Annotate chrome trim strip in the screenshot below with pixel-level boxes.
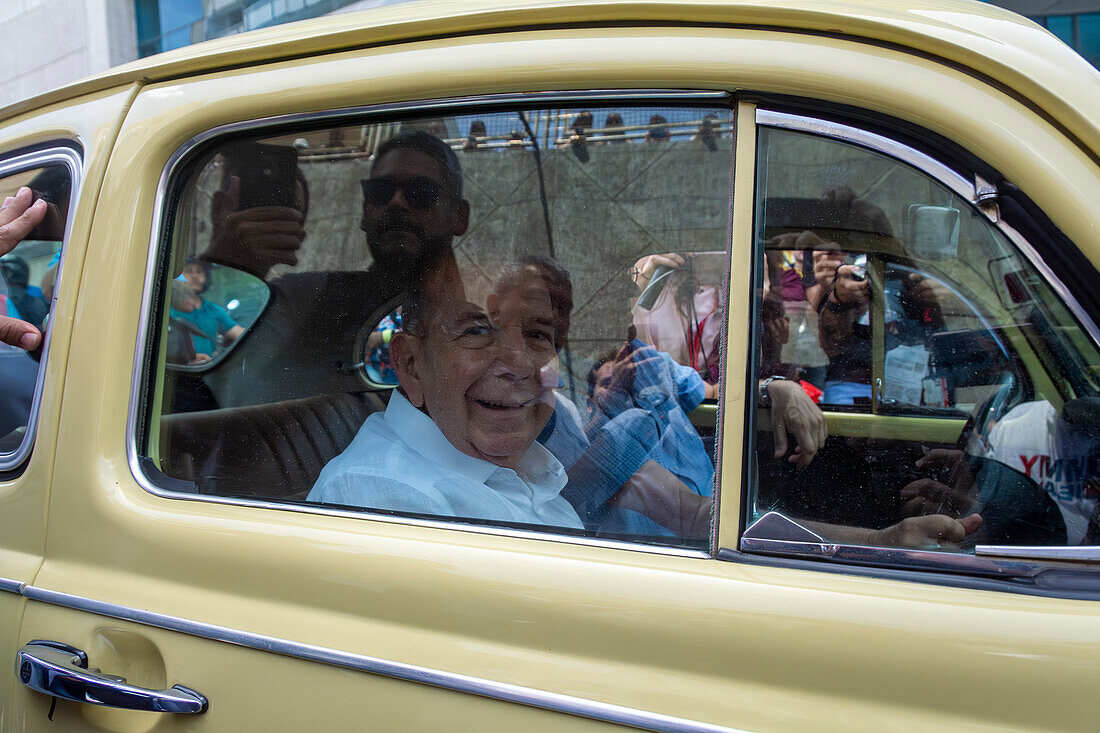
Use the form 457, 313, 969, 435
135, 483, 710, 558
976, 545, 1100, 562
126, 89, 731, 557
755, 109, 974, 201
0, 147, 82, 473
740, 537, 1045, 579
23, 585, 746, 733
0, 576, 25, 595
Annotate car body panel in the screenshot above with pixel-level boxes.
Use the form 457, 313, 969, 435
3, 0, 1098, 159
0, 84, 137, 730
2, 7, 1097, 732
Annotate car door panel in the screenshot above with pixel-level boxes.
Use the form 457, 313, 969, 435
0, 86, 134, 729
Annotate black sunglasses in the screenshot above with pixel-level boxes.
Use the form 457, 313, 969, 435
360, 176, 447, 209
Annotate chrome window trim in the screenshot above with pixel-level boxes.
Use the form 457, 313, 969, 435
131, 481, 711, 559
975, 545, 1100, 562
126, 89, 732, 556
21, 583, 746, 733
0, 147, 82, 473
755, 109, 974, 201
740, 536, 1051, 579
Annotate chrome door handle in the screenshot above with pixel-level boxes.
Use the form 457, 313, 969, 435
16, 640, 207, 714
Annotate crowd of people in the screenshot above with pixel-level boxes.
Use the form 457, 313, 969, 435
459, 111, 726, 155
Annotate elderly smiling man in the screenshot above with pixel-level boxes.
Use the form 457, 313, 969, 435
308, 255, 584, 528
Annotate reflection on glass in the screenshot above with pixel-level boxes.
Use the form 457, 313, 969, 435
0, 163, 70, 461
748, 126, 1100, 555
165, 261, 269, 366
150, 106, 736, 548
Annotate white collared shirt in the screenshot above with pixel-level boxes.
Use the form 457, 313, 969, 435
308, 391, 582, 529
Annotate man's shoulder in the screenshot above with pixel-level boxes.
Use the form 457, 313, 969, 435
308, 410, 416, 494
269, 268, 391, 303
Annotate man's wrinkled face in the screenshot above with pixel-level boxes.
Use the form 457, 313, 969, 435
360, 149, 469, 271
393, 267, 558, 471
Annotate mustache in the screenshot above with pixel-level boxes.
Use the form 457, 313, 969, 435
369, 211, 423, 239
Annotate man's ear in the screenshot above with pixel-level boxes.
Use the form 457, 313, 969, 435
390, 333, 426, 407
451, 198, 470, 237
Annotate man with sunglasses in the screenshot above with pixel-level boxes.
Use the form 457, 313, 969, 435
198, 131, 471, 406
359, 131, 469, 277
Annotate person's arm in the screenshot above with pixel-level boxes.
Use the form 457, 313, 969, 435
612, 460, 713, 537
203, 175, 306, 280
630, 253, 684, 292
223, 324, 245, 345
817, 264, 868, 357
764, 378, 827, 468
0, 188, 48, 350
214, 306, 244, 346
668, 355, 707, 413
562, 408, 661, 525
803, 513, 983, 549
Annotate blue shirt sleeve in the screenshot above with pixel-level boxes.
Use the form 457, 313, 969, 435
669, 356, 706, 414
562, 408, 660, 526
210, 302, 238, 332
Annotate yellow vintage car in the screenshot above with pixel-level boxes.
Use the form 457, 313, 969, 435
0, 0, 1098, 730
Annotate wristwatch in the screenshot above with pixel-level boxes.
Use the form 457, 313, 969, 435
759, 375, 789, 406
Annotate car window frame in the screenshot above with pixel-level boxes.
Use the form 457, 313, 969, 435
0, 145, 81, 474
128, 88, 736, 559
736, 106, 1100, 596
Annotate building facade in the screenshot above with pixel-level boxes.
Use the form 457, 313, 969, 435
0, 0, 1097, 108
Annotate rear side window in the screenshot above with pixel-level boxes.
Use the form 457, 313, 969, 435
744, 118, 1100, 572
0, 152, 76, 471
140, 101, 735, 549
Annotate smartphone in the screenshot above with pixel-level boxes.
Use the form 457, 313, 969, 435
221, 141, 299, 210
847, 253, 868, 281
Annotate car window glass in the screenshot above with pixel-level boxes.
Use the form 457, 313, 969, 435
144, 105, 734, 548
0, 162, 72, 466
747, 124, 1099, 555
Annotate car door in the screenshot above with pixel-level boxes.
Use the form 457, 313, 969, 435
11, 31, 756, 733
11, 14, 1100, 733
0, 86, 134, 728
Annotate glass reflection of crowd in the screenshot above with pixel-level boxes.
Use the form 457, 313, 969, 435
455, 110, 731, 156
0, 167, 69, 447
756, 186, 1099, 548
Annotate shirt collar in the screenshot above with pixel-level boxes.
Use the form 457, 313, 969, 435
385, 390, 565, 487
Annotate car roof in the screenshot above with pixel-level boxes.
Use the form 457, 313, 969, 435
5, 0, 1099, 157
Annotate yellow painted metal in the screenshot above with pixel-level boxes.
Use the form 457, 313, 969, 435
828, 412, 965, 444
0, 84, 137, 729
3, 0, 1098, 163
717, 100, 758, 554
754, 410, 965, 445
11, 18, 1100, 733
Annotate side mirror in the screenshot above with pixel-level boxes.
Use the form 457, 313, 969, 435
166, 263, 270, 370
907, 205, 960, 260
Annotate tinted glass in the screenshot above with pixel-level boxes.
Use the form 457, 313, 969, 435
747, 125, 1100, 553
0, 163, 71, 464
146, 105, 734, 548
